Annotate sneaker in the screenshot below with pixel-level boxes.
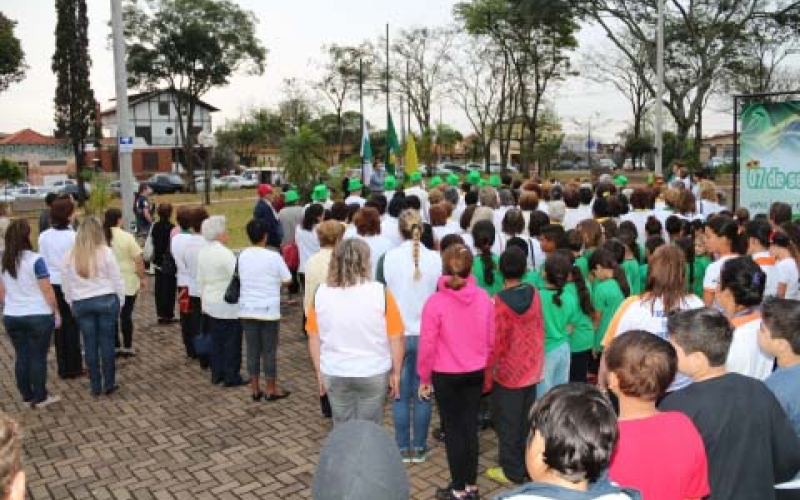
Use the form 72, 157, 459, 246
400, 448, 413, 463
411, 447, 428, 463
32, 394, 61, 409
486, 466, 511, 484
435, 487, 470, 500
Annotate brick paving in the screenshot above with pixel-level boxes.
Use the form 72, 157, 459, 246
0, 278, 510, 500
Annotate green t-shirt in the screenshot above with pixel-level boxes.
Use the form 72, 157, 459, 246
622, 258, 642, 295
591, 278, 626, 351
639, 263, 648, 293
539, 285, 591, 353
690, 255, 711, 297
575, 249, 595, 282
473, 253, 503, 296
565, 282, 595, 353
522, 269, 546, 290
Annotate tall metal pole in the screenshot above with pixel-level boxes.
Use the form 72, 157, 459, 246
385, 23, 390, 169
110, 0, 135, 231
359, 58, 365, 181
655, 0, 665, 176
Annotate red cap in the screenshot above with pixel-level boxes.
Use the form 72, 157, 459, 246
257, 184, 273, 196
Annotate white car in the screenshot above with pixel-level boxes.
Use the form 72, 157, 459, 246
194, 176, 225, 190
14, 187, 49, 199
50, 179, 92, 195
219, 175, 247, 189
108, 180, 140, 197
0, 193, 16, 203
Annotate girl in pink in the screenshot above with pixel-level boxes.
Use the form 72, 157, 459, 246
418, 244, 495, 500
606, 330, 709, 500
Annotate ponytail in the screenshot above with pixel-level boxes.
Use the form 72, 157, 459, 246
614, 266, 631, 298
480, 244, 495, 286
412, 224, 422, 281
571, 265, 594, 316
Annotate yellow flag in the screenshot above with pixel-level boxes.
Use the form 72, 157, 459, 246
405, 134, 419, 175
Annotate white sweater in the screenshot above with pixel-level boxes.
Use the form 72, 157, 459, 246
61, 246, 125, 304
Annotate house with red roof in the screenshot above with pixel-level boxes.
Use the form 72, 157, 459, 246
0, 129, 74, 185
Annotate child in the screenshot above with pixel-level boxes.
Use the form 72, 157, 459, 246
606, 331, 709, 500
472, 219, 503, 297
745, 218, 779, 298
759, 298, 800, 437
639, 235, 665, 294
770, 230, 800, 300
692, 233, 711, 298
703, 215, 744, 307
660, 308, 800, 500
576, 219, 603, 275
589, 249, 629, 362
538, 251, 588, 395
0, 412, 24, 500
566, 257, 596, 384
486, 247, 545, 485
494, 384, 641, 500
540, 224, 567, 257
618, 231, 642, 295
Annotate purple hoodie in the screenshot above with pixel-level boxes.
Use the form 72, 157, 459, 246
417, 275, 495, 385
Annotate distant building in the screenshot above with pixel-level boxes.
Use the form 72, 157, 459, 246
89, 89, 219, 176
700, 132, 738, 164
0, 129, 74, 185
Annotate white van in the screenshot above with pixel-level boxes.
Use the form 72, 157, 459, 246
242, 167, 283, 185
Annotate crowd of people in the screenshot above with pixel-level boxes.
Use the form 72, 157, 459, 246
1, 164, 800, 500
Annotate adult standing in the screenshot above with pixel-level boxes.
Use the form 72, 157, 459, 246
151, 203, 177, 323
253, 184, 283, 248
171, 207, 195, 358
296, 204, 323, 297
353, 207, 393, 279
1, 219, 61, 408
278, 189, 304, 302
238, 218, 292, 401
104, 209, 146, 358
176, 207, 210, 367
418, 244, 495, 500
380, 209, 442, 463
196, 216, 246, 387
38, 197, 82, 379
134, 184, 153, 238
368, 160, 387, 196
38, 193, 58, 235
344, 178, 367, 207
306, 238, 405, 425
62, 217, 125, 396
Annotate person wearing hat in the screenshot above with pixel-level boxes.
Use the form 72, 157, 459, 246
489, 174, 502, 188
447, 172, 460, 188
613, 174, 628, 189
254, 184, 283, 249
368, 160, 387, 196
405, 171, 430, 222
384, 175, 398, 202
429, 175, 444, 189
309, 184, 333, 210
344, 178, 366, 207
467, 169, 481, 186
278, 189, 304, 302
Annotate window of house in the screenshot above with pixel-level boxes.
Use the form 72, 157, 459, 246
135, 126, 152, 146
158, 102, 170, 116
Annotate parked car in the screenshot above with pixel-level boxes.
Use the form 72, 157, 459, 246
194, 175, 225, 190
14, 187, 49, 200
50, 179, 92, 195
433, 163, 467, 175
146, 174, 185, 194
219, 175, 246, 189
464, 162, 483, 172
488, 163, 519, 174
108, 180, 140, 198
598, 158, 617, 169
706, 157, 731, 170
0, 192, 16, 203
60, 184, 91, 202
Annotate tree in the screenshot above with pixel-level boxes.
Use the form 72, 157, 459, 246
0, 158, 23, 195
278, 78, 315, 131
456, 0, 580, 175
124, 0, 267, 183
52, 0, 95, 203
281, 126, 327, 187
0, 12, 26, 93
434, 123, 463, 159
315, 43, 373, 162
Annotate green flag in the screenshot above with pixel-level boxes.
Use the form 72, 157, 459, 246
385, 111, 400, 175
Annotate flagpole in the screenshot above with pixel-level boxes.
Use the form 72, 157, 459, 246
385, 23, 390, 168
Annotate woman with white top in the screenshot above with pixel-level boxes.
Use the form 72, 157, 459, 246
353, 207, 393, 279
717, 256, 774, 380
62, 217, 125, 396
306, 238, 405, 426
380, 209, 442, 462
238, 218, 292, 401
196, 216, 246, 387
176, 207, 210, 367
170, 207, 195, 359
771, 230, 800, 300
296, 203, 323, 293
703, 215, 744, 307
38, 197, 82, 379
1, 219, 61, 408
744, 218, 779, 299
599, 245, 704, 393
103, 208, 146, 357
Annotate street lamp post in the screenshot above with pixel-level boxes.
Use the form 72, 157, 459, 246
110, 0, 135, 231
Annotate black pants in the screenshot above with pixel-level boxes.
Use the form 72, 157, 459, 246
288, 270, 300, 296
52, 285, 83, 378
433, 370, 484, 491
569, 350, 592, 383
188, 296, 209, 367
154, 271, 176, 320
298, 272, 307, 331
115, 295, 137, 349
491, 383, 537, 483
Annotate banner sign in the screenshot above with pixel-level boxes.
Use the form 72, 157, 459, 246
740, 101, 800, 216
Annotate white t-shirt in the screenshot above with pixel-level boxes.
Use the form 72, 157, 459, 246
354, 234, 393, 280
775, 257, 800, 300
605, 294, 705, 391
703, 254, 737, 295
432, 225, 459, 245
381, 217, 403, 247
1, 250, 52, 316
296, 227, 320, 273
38, 228, 76, 286
343, 195, 366, 207
380, 241, 441, 336
237, 247, 291, 321
726, 314, 774, 381
171, 232, 192, 287
619, 210, 653, 246
752, 251, 779, 299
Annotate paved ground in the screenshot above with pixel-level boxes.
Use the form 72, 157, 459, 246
0, 278, 509, 500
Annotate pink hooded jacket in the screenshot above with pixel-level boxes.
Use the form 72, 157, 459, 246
417, 275, 495, 385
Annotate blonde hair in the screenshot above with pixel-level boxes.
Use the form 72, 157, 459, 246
73, 217, 107, 279
327, 238, 371, 287
399, 209, 423, 280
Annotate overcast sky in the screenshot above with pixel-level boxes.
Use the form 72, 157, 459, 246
0, 0, 737, 143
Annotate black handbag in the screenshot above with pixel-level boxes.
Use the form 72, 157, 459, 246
223, 256, 240, 304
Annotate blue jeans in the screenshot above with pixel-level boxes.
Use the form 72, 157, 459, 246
392, 336, 431, 450
73, 294, 120, 395
207, 317, 243, 385
539, 342, 570, 396
4, 314, 54, 403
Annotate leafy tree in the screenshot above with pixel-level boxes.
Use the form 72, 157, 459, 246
456, 0, 580, 175
278, 78, 315, 131
281, 126, 327, 187
0, 12, 26, 93
434, 123, 463, 159
52, 0, 95, 203
0, 158, 23, 192
124, 0, 267, 183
